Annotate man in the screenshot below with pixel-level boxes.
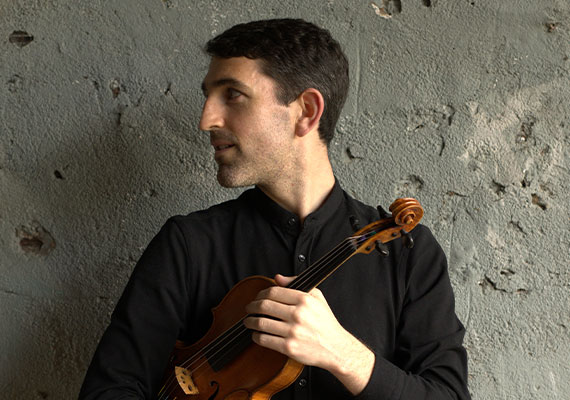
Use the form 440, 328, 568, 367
80, 19, 470, 399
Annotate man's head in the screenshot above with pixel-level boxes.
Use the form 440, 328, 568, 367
205, 18, 349, 145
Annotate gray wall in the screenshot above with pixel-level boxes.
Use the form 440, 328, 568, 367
1, 1, 569, 399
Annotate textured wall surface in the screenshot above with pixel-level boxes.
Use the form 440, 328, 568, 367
1, 1, 569, 399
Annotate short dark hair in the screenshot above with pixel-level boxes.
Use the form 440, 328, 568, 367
205, 18, 349, 145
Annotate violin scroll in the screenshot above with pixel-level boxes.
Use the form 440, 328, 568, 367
389, 198, 423, 229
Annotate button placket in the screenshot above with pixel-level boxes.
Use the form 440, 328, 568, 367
294, 368, 311, 399
293, 231, 310, 274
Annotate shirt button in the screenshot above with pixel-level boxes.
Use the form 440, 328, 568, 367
288, 217, 296, 226
298, 254, 306, 262
298, 378, 307, 388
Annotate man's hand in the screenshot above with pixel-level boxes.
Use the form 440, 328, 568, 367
243, 274, 375, 395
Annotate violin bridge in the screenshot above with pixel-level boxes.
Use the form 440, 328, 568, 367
175, 366, 199, 395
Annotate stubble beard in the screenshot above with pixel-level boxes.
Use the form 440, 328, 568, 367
215, 154, 258, 188
215, 150, 287, 189
216, 164, 252, 188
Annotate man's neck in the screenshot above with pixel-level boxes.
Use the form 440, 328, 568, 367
257, 155, 335, 224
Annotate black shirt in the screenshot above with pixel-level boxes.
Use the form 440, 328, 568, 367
79, 181, 470, 399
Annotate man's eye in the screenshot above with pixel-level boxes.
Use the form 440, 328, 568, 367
227, 89, 242, 100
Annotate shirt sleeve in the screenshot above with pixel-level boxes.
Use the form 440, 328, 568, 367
355, 225, 470, 400
79, 218, 190, 400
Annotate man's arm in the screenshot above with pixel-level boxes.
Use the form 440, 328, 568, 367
79, 219, 190, 399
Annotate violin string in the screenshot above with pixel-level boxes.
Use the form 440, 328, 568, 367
288, 234, 371, 291
159, 232, 375, 398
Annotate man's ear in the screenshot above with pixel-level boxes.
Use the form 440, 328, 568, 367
295, 88, 324, 138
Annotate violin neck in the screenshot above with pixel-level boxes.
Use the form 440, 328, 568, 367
286, 237, 357, 293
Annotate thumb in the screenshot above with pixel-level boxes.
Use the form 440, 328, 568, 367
274, 273, 296, 287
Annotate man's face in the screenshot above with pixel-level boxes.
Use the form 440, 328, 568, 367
200, 57, 297, 188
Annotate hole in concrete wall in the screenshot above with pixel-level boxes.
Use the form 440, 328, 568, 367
20, 237, 44, 252
422, 0, 432, 6
143, 188, 158, 198
531, 194, 547, 210
545, 22, 559, 33
9, 30, 34, 47
346, 147, 364, 160
16, 223, 56, 256
371, 0, 401, 19
164, 82, 172, 95
162, 0, 177, 8
8, 74, 23, 92
508, 220, 525, 234
395, 175, 424, 197
438, 135, 446, 156
54, 170, 64, 179
37, 391, 49, 399
110, 79, 121, 98
516, 117, 536, 145
491, 180, 506, 196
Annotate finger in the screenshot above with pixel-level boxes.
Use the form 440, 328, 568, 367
251, 331, 295, 358
243, 315, 290, 337
245, 297, 295, 321
308, 287, 326, 301
255, 285, 305, 305
274, 274, 296, 287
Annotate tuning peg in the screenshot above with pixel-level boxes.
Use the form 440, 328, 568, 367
377, 205, 391, 219
401, 229, 414, 248
349, 215, 360, 231
375, 240, 389, 256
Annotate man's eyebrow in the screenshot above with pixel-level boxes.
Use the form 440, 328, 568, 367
201, 78, 249, 95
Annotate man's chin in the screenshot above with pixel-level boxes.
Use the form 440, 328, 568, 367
216, 169, 251, 188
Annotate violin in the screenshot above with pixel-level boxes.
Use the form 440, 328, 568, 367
156, 198, 423, 400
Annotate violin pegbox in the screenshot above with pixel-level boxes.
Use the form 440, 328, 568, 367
351, 198, 423, 255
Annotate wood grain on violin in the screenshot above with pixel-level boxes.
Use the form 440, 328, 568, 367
156, 198, 423, 400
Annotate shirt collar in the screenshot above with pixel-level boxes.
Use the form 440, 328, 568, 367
244, 179, 344, 235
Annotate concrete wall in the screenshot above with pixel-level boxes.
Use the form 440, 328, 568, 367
1, 1, 568, 398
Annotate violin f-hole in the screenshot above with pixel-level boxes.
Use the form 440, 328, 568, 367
208, 380, 220, 400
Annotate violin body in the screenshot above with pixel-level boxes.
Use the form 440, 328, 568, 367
158, 276, 303, 399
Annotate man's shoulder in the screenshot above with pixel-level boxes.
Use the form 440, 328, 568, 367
341, 191, 382, 225
167, 188, 256, 231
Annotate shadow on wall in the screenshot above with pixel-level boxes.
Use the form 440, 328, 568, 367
4, 86, 206, 398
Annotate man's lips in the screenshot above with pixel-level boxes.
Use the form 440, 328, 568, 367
210, 134, 236, 155
212, 142, 236, 159
214, 144, 234, 151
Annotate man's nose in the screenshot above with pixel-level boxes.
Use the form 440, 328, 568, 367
199, 98, 223, 132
